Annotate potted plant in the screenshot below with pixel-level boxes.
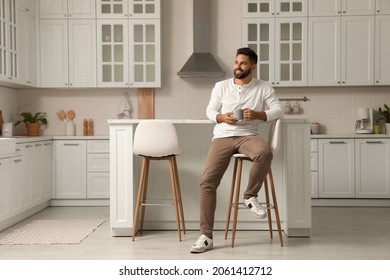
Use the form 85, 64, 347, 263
378, 104, 390, 134
15, 112, 48, 136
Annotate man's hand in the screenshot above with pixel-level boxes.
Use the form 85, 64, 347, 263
243, 108, 267, 121
216, 112, 239, 125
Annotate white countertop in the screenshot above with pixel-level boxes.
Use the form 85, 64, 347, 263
311, 133, 390, 139
107, 118, 309, 124
3, 135, 109, 143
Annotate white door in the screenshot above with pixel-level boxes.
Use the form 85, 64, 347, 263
308, 0, 341, 16
319, 139, 355, 198
0, 158, 10, 220
55, 141, 87, 199
39, 19, 69, 87
341, 15, 374, 85
375, 15, 390, 85
96, 0, 128, 18
68, 0, 96, 18
9, 156, 23, 216
68, 19, 97, 87
97, 20, 129, 87
342, 0, 375, 15
376, 0, 390, 14
42, 141, 52, 201
355, 139, 390, 198
308, 16, 341, 86
39, 0, 67, 19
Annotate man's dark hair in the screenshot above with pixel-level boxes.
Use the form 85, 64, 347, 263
236, 47, 258, 65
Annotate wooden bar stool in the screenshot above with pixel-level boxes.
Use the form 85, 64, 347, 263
132, 120, 186, 241
225, 119, 284, 247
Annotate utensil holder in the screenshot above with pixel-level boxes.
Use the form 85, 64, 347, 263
65, 121, 75, 136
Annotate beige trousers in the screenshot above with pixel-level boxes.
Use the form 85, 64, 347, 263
199, 136, 273, 238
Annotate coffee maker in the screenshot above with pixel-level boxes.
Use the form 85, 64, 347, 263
355, 108, 373, 134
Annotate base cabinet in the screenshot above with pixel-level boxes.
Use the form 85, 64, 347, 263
355, 139, 390, 198
313, 137, 390, 198
54, 139, 109, 200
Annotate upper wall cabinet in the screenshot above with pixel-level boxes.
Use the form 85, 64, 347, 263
243, 1, 308, 86
308, 0, 376, 16
0, 0, 18, 83
96, 0, 160, 18
376, 0, 390, 14
243, 0, 307, 17
39, 0, 96, 19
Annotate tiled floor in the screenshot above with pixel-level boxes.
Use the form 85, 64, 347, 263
0, 206, 390, 260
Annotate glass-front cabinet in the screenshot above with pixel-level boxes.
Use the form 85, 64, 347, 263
97, 0, 160, 18
0, 0, 18, 82
96, 0, 161, 87
97, 20, 128, 87
243, 16, 307, 86
243, 0, 307, 17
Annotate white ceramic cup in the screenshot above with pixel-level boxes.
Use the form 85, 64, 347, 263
284, 103, 292, 114
2, 122, 13, 137
293, 103, 301, 114
232, 109, 243, 121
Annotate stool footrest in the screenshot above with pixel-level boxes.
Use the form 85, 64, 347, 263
232, 202, 275, 210
141, 199, 178, 206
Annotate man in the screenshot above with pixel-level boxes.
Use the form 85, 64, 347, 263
190, 47, 284, 253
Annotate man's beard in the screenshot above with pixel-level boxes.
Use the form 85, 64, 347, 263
234, 68, 251, 79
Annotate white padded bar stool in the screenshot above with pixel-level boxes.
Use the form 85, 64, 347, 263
225, 119, 284, 247
132, 120, 186, 241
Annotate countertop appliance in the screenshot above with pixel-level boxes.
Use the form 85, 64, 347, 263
355, 108, 373, 134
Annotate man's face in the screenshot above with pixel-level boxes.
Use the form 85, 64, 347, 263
233, 54, 255, 80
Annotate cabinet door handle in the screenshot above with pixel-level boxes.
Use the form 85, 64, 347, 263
366, 141, 382, 144
329, 141, 346, 144
64, 143, 79, 146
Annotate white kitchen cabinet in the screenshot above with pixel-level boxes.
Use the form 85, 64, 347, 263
9, 156, 23, 216
355, 139, 390, 198
17, 7, 36, 86
68, 19, 97, 87
0, 0, 18, 83
0, 158, 10, 221
243, 17, 307, 86
55, 140, 87, 199
40, 18, 97, 87
39, 19, 68, 87
376, 0, 390, 14
308, 15, 374, 86
375, 15, 390, 85
97, 0, 160, 18
39, 0, 95, 19
87, 140, 109, 199
97, 19, 129, 87
54, 139, 109, 200
310, 139, 319, 198
318, 139, 355, 198
129, 19, 161, 87
308, 0, 375, 16
243, 0, 307, 17
17, 0, 36, 16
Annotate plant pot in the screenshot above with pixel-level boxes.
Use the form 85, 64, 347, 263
26, 123, 41, 136
385, 123, 390, 134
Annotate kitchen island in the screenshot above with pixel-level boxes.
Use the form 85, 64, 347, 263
108, 119, 311, 237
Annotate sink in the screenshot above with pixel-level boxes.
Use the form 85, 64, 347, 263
0, 137, 16, 157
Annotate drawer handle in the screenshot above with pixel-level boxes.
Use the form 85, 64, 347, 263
366, 141, 383, 144
64, 143, 79, 146
329, 141, 346, 144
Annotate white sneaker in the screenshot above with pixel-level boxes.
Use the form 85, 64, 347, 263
243, 197, 267, 219
190, 234, 213, 253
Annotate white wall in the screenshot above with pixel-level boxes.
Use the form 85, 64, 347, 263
3, 0, 390, 136
0, 87, 18, 123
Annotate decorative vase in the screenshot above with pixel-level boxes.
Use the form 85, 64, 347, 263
385, 123, 390, 134
374, 124, 381, 134
26, 123, 41, 136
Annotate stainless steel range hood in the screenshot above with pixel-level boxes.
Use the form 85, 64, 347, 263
177, 0, 226, 78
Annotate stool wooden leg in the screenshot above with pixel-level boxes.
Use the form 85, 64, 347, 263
173, 156, 186, 234
140, 158, 150, 234
269, 169, 284, 247
232, 159, 243, 247
132, 157, 147, 241
225, 158, 238, 240
263, 175, 273, 239
169, 157, 182, 241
